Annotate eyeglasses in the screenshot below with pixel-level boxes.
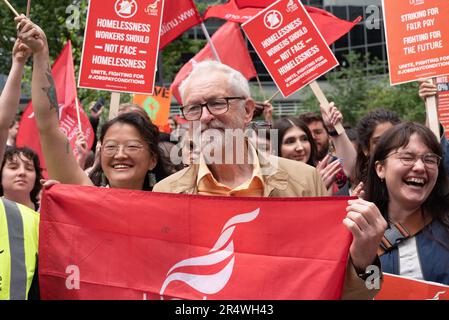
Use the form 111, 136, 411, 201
387, 151, 441, 169
180, 97, 246, 121
101, 141, 146, 157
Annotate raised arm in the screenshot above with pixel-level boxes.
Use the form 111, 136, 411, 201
320, 102, 357, 178
15, 15, 92, 186
0, 39, 31, 161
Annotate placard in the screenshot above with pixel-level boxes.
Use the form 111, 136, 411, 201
241, 0, 338, 97
78, 0, 164, 94
383, 0, 449, 85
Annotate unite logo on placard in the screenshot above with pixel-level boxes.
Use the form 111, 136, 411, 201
145, 0, 160, 16
286, 0, 299, 13
410, 0, 425, 6
264, 10, 283, 30
115, 0, 138, 19
159, 209, 260, 300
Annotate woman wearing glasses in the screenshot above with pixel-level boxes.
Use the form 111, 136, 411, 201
16, 18, 166, 191
364, 122, 449, 284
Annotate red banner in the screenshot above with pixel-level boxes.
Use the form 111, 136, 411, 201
78, 0, 164, 94
159, 0, 202, 50
375, 273, 449, 300
171, 22, 257, 104
242, 0, 339, 97
39, 185, 352, 300
16, 41, 94, 178
234, 0, 273, 9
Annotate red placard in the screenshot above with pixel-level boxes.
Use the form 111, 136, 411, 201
382, 0, 449, 85
375, 273, 449, 300
78, 0, 164, 94
241, 0, 338, 97
437, 76, 449, 139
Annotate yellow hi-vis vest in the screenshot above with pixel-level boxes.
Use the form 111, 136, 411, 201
0, 198, 39, 300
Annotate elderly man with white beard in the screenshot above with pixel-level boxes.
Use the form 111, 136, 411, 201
153, 61, 386, 299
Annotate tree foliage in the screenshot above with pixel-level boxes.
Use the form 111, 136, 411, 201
300, 51, 425, 126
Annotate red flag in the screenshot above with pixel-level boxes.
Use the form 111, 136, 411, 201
16, 41, 94, 178
204, 1, 362, 46
234, 0, 274, 8
170, 22, 257, 104
159, 0, 202, 50
204, 0, 261, 23
39, 185, 352, 300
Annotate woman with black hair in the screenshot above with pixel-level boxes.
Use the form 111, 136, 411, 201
364, 122, 449, 284
16, 19, 167, 191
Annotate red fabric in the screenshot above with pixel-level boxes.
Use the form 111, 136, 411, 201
170, 22, 257, 104
39, 185, 352, 300
204, 0, 261, 23
16, 41, 94, 178
159, 0, 202, 50
234, 0, 273, 8
205, 1, 362, 46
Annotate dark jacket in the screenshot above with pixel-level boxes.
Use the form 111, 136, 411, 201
380, 219, 449, 285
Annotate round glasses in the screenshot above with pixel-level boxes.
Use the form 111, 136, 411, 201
387, 151, 441, 169
180, 97, 246, 121
101, 141, 146, 157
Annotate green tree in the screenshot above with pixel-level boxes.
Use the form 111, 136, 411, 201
300, 51, 425, 126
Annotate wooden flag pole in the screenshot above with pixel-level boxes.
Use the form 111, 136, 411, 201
26, 0, 31, 17
200, 23, 221, 62
425, 78, 440, 142
2, 0, 20, 16
266, 90, 280, 103
109, 92, 121, 120
309, 81, 344, 135
255, 74, 267, 101
75, 98, 83, 133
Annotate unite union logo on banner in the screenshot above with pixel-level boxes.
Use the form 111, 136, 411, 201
159, 209, 260, 300
144, 0, 160, 16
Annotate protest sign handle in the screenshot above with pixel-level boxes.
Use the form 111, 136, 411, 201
2, 0, 20, 17
75, 98, 82, 133
109, 92, 120, 120
26, 0, 31, 17
266, 90, 280, 103
425, 78, 440, 142
309, 81, 344, 135
200, 23, 221, 62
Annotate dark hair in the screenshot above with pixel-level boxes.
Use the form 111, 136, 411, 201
299, 112, 327, 133
273, 117, 318, 166
354, 109, 401, 185
364, 122, 449, 231
89, 112, 168, 190
0, 146, 43, 210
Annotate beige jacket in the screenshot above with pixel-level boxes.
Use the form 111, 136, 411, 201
153, 153, 379, 299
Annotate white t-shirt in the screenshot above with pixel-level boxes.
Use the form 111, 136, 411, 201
398, 236, 424, 280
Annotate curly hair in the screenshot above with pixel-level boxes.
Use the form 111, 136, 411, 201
0, 146, 43, 210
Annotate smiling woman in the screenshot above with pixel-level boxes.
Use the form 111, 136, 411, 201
364, 122, 449, 285
89, 112, 167, 190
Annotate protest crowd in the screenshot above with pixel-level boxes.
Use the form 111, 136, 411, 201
1, 0, 449, 301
